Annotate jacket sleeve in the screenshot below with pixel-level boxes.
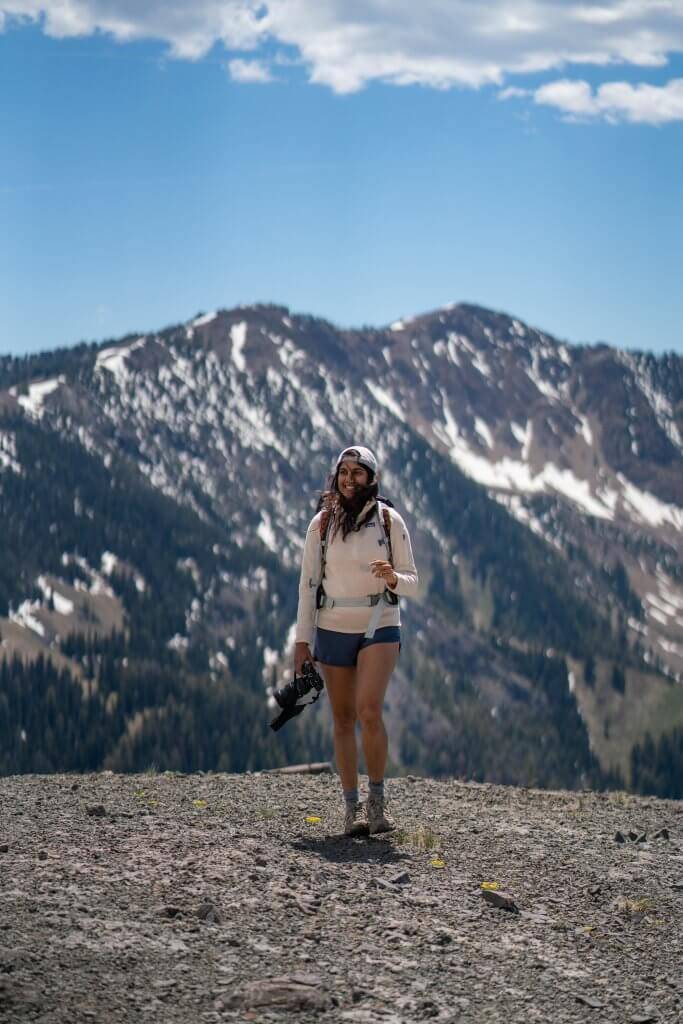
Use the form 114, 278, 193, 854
295, 515, 322, 646
387, 510, 418, 599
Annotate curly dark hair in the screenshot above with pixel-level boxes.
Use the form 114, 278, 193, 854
317, 466, 379, 542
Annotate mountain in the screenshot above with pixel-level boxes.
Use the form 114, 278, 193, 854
1, 302, 682, 793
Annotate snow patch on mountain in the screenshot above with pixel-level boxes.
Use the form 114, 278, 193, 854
192, 311, 218, 328
168, 633, 189, 651
471, 351, 491, 378
526, 350, 561, 401
9, 600, 45, 637
655, 575, 683, 613
0, 431, 21, 473
436, 412, 615, 520
509, 320, 527, 338
366, 381, 405, 422
433, 335, 462, 366
436, 391, 461, 450
658, 638, 683, 657
12, 376, 66, 418
35, 576, 75, 616
96, 338, 146, 382
577, 415, 594, 447
230, 322, 248, 372
474, 417, 493, 449
101, 552, 119, 576
645, 592, 679, 619
617, 474, 683, 532
509, 420, 533, 460
257, 512, 277, 552
99, 552, 146, 591
61, 553, 115, 598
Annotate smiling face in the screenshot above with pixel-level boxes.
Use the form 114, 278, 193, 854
336, 459, 370, 499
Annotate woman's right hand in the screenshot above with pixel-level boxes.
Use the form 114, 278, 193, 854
295, 642, 313, 675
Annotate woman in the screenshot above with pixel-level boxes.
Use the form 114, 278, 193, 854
295, 445, 418, 835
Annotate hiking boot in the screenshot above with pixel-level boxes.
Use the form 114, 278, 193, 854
344, 801, 368, 836
367, 794, 395, 835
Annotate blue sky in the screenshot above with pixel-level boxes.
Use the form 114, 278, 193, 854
1, 3, 682, 356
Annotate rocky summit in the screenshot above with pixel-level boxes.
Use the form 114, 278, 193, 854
1, 769, 681, 1023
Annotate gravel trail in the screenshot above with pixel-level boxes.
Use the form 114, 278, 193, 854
1, 771, 681, 1023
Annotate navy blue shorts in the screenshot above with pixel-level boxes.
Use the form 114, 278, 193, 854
313, 626, 401, 668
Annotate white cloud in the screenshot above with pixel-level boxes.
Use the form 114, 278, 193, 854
535, 75, 683, 122
2, 1, 683, 123
498, 86, 533, 100
0, 1, 266, 58
228, 58, 273, 82
535, 77, 598, 115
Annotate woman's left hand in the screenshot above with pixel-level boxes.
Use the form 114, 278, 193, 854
370, 559, 398, 589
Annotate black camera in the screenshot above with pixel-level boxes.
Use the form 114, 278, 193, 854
270, 661, 325, 732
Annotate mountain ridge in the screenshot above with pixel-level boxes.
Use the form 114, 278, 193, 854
1, 300, 682, 793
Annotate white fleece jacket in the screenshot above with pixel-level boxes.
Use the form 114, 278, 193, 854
295, 504, 418, 644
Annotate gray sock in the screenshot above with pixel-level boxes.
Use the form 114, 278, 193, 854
369, 780, 385, 799
343, 787, 359, 805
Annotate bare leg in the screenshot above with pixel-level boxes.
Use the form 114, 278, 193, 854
320, 664, 358, 791
355, 643, 399, 783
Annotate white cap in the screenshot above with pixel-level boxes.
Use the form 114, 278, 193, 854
335, 446, 378, 475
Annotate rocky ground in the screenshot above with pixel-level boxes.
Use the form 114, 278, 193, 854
0, 769, 681, 1024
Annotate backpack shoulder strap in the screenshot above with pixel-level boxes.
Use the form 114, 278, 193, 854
318, 509, 332, 585
320, 509, 332, 543
379, 503, 393, 565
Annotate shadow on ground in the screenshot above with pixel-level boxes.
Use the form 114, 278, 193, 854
290, 832, 411, 865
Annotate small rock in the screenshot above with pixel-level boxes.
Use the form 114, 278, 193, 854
159, 905, 183, 919
86, 804, 106, 818
196, 901, 222, 924
226, 973, 332, 1012
37, 850, 48, 861
294, 895, 319, 915
575, 993, 603, 1009
416, 997, 440, 1018
0, 844, 8, 854
481, 889, 519, 913
614, 831, 626, 843
265, 762, 332, 775
70, 782, 79, 791
370, 878, 395, 892
389, 871, 410, 886
630, 1014, 658, 1023
652, 828, 669, 840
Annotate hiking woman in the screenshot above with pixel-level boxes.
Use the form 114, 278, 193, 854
295, 446, 418, 835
